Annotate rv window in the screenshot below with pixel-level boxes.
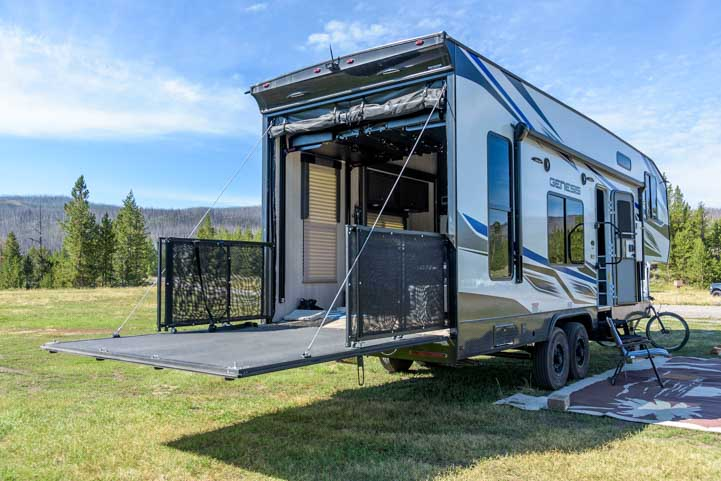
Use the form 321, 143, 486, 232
547, 193, 584, 265
646, 173, 659, 220
616, 152, 632, 171
548, 194, 565, 264
566, 198, 584, 264
487, 132, 513, 280
650, 176, 658, 219
302, 162, 339, 283
644, 173, 652, 219
367, 212, 405, 230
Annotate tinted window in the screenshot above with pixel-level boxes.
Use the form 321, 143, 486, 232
617, 152, 632, 170
487, 133, 512, 280
566, 198, 584, 264
644, 173, 652, 218
644, 173, 658, 220
548, 194, 565, 264
650, 176, 658, 219
488, 210, 511, 280
547, 194, 584, 265
617, 200, 633, 233
488, 134, 512, 211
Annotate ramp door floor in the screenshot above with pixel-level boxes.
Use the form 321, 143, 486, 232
43, 322, 448, 378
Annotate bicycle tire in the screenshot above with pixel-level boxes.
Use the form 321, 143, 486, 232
645, 312, 690, 352
624, 311, 650, 335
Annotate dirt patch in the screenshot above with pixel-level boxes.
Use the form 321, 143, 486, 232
665, 305, 721, 321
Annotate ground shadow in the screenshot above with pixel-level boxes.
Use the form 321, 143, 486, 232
167, 354, 645, 481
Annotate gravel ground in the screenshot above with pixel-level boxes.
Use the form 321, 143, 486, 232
662, 305, 721, 320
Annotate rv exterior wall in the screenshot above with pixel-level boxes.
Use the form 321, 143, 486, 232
450, 41, 659, 357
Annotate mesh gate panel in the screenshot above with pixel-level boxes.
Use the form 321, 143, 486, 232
158, 238, 270, 330
347, 226, 449, 343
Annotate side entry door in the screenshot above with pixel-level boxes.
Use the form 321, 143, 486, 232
611, 191, 639, 305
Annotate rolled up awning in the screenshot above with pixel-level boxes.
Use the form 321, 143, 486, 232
269, 87, 445, 138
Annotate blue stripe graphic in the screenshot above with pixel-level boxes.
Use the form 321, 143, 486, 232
462, 213, 488, 236
469, 54, 535, 130
505, 74, 562, 142
462, 213, 597, 285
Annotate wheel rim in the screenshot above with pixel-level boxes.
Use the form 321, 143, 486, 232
575, 339, 586, 367
553, 343, 565, 374
647, 315, 687, 350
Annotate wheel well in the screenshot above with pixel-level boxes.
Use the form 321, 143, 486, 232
549, 312, 593, 338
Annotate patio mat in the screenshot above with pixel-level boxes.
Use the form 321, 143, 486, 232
496, 357, 721, 433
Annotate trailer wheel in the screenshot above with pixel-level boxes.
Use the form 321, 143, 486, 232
562, 322, 590, 380
379, 357, 413, 373
532, 327, 570, 390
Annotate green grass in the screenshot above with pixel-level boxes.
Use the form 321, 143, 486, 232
1, 288, 721, 480
651, 281, 721, 306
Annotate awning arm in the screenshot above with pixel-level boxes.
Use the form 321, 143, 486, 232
518, 124, 643, 188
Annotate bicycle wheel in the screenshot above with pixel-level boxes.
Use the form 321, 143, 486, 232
645, 312, 690, 352
624, 311, 650, 335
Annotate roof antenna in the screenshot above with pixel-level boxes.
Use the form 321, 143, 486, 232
327, 44, 340, 72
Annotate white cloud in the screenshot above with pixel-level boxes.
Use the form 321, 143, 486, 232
306, 20, 395, 53
0, 24, 258, 139
245, 3, 267, 13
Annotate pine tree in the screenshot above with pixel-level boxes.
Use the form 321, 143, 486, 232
113, 191, 152, 286
706, 220, 721, 282
60, 176, 98, 287
97, 213, 116, 286
27, 246, 54, 288
0, 232, 25, 289
196, 216, 215, 239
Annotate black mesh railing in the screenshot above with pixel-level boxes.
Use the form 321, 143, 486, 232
158, 238, 271, 331
346, 226, 449, 344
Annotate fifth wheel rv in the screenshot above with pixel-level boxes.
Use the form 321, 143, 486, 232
45, 32, 670, 390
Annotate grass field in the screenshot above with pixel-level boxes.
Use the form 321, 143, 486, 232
650, 282, 721, 306
1, 288, 721, 481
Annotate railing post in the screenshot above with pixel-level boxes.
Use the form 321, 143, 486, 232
156, 239, 162, 332
225, 243, 231, 323
164, 240, 174, 331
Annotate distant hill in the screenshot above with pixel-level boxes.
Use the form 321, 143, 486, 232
708, 208, 721, 222
0, 195, 261, 252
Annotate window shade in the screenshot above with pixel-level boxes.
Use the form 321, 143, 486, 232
303, 163, 338, 283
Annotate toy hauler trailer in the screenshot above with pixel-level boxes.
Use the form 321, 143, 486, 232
44, 32, 670, 389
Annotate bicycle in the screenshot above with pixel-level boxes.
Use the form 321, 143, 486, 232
597, 297, 690, 352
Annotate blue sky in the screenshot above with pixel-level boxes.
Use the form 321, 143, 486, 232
1, 0, 720, 207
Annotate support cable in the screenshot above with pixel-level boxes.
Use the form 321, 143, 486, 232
302, 83, 446, 358
112, 123, 273, 338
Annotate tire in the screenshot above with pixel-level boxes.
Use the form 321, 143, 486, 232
532, 327, 570, 390
645, 312, 690, 352
712, 290, 721, 297
379, 357, 413, 373
562, 322, 590, 380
